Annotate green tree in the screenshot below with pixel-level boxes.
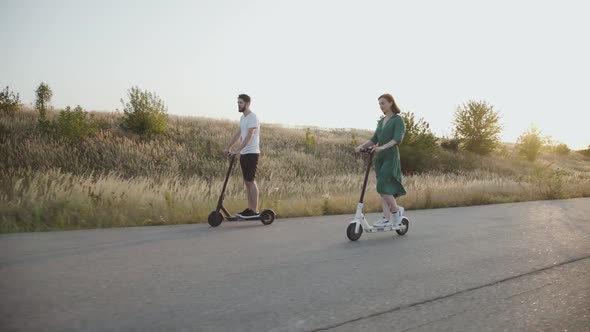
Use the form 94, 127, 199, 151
120, 87, 168, 135
0, 86, 21, 116
55, 105, 98, 142
516, 126, 547, 162
453, 100, 502, 155
399, 112, 437, 173
440, 137, 460, 152
35, 82, 53, 122
553, 143, 570, 156
498, 145, 510, 158
305, 128, 317, 153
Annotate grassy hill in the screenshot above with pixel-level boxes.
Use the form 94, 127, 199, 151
1, 109, 589, 232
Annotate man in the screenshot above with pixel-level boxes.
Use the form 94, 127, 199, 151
224, 94, 260, 218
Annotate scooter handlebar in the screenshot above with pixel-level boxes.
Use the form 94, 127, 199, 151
359, 147, 375, 154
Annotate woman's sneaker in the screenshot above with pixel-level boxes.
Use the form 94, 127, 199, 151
393, 207, 405, 226
373, 217, 391, 227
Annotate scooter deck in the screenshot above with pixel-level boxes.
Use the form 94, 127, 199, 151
225, 215, 263, 222
365, 224, 406, 233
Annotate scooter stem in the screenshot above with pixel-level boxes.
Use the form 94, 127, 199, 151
217, 154, 236, 209
359, 152, 373, 204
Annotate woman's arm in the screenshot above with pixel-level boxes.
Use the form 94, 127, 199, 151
374, 117, 404, 153
355, 139, 376, 152
377, 139, 399, 150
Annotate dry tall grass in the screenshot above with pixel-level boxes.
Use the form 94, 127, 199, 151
1, 110, 589, 232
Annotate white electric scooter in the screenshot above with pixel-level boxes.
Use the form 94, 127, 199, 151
346, 147, 409, 241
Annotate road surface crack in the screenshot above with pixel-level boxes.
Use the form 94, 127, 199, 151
311, 254, 590, 331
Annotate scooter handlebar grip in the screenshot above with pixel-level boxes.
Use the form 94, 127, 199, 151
360, 147, 374, 153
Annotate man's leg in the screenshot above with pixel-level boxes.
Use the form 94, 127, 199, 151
245, 180, 259, 212
237, 156, 251, 216
239, 153, 259, 216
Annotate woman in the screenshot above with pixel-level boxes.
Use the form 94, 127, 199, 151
355, 94, 406, 227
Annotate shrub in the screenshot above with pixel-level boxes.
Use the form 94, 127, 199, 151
120, 87, 168, 135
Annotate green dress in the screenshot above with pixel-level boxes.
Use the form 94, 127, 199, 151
370, 114, 407, 197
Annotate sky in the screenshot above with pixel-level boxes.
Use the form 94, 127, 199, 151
1, 0, 588, 149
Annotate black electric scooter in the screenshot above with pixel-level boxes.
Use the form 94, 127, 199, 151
208, 154, 276, 227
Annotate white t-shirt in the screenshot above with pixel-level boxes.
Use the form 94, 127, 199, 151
239, 111, 260, 154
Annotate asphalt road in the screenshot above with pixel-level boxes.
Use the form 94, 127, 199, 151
1, 198, 589, 332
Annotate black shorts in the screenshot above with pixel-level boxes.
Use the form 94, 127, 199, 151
239, 153, 259, 182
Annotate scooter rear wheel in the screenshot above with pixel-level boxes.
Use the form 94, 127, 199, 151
208, 211, 223, 227
396, 218, 409, 235
259, 209, 276, 225
346, 223, 363, 241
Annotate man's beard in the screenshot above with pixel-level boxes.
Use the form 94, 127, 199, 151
239, 106, 245, 112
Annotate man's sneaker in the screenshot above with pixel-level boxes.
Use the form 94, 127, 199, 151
236, 208, 250, 217
236, 209, 260, 219
373, 217, 391, 227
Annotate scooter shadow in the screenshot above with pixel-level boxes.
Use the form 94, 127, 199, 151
201, 221, 273, 233
338, 232, 410, 249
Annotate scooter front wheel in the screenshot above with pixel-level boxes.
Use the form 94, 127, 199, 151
208, 211, 223, 227
396, 218, 409, 235
260, 209, 276, 225
347, 223, 363, 241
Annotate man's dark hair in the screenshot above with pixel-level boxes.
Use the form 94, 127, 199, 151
238, 94, 251, 103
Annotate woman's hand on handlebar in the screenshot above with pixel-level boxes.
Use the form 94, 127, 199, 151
356, 146, 376, 153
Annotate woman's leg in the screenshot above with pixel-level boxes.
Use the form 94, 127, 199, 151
384, 194, 405, 225
382, 195, 399, 214
381, 195, 396, 220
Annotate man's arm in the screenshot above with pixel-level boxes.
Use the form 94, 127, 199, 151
225, 128, 241, 152
233, 127, 256, 153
